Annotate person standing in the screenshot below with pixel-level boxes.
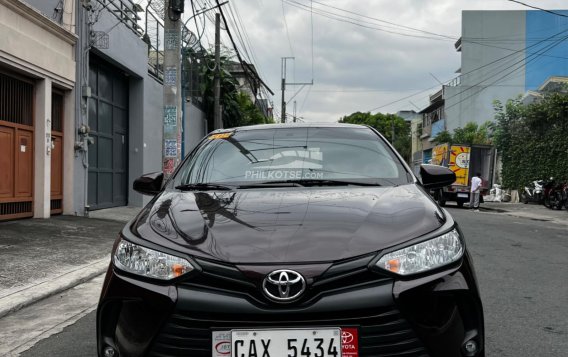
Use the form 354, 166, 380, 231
470, 172, 482, 211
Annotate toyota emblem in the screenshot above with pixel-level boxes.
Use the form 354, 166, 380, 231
262, 269, 306, 302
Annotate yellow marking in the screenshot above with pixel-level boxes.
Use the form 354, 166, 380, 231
208, 132, 233, 140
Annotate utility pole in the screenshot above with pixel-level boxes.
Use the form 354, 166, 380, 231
162, 0, 184, 180
281, 57, 312, 124
293, 100, 297, 123
214, 13, 222, 129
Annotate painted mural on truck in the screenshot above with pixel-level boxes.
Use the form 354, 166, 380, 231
450, 145, 470, 186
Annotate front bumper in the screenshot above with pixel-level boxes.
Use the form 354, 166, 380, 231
97, 251, 484, 357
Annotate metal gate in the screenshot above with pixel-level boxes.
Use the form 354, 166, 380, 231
87, 59, 129, 210
0, 71, 34, 220
50, 91, 64, 214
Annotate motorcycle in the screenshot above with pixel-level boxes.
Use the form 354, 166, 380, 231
521, 179, 544, 204
543, 178, 564, 209
559, 182, 568, 210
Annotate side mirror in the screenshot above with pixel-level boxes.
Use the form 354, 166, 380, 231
133, 172, 164, 196
420, 164, 456, 190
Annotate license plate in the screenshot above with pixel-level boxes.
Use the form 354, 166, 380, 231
212, 328, 350, 357
457, 193, 468, 198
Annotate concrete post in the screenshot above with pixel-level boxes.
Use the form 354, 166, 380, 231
34, 78, 52, 219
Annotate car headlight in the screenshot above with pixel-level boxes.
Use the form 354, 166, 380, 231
113, 238, 194, 280
376, 229, 463, 276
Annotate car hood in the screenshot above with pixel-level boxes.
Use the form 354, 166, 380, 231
133, 185, 444, 264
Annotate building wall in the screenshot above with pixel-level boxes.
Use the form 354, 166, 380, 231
0, 0, 76, 219
445, 11, 526, 132
184, 102, 208, 154
525, 11, 568, 89
73, 2, 162, 213
446, 10, 568, 132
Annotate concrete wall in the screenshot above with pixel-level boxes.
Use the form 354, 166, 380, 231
73, 3, 163, 213
446, 10, 568, 132
184, 103, 208, 155
23, 0, 62, 23
525, 10, 568, 90
0, 0, 76, 218
445, 11, 526, 131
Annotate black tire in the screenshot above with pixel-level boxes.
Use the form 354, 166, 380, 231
544, 194, 551, 208
554, 192, 564, 210
436, 190, 446, 207
520, 191, 529, 204
457, 201, 464, 208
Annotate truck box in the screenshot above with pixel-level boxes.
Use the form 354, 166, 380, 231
430, 143, 494, 207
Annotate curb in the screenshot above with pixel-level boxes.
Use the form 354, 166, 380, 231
0, 257, 110, 319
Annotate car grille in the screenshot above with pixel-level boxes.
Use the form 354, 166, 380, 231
148, 307, 429, 357
147, 256, 429, 356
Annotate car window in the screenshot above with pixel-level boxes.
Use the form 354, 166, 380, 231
175, 127, 410, 186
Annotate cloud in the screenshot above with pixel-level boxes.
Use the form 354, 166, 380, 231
192, 0, 568, 122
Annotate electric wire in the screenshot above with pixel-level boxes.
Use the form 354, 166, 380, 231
281, 0, 295, 56
367, 26, 568, 112
507, 0, 568, 18
444, 31, 568, 112
282, 0, 454, 42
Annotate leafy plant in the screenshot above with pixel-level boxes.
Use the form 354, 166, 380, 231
339, 111, 411, 162
493, 94, 568, 189
432, 121, 493, 145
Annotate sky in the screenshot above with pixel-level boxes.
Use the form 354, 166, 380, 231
181, 0, 568, 122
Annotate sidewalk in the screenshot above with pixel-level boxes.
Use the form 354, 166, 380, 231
0, 207, 138, 319
480, 201, 568, 226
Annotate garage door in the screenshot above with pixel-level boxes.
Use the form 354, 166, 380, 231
87, 59, 129, 210
0, 71, 34, 221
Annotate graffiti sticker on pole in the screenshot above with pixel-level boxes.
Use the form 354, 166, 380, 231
165, 29, 179, 50
164, 106, 177, 135
164, 158, 175, 175
164, 67, 177, 86
164, 139, 178, 158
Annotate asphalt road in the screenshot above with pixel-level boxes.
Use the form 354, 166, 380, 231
19, 207, 568, 357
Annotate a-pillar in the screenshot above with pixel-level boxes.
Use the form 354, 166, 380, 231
34, 78, 52, 218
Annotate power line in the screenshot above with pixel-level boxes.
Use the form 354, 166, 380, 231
281, 0, 295, 56
444, 31, 568, 111
367, 25, 568, 112
282, 0, 454, 42
507, 0, 568, 18
215, 0, 274, 95
308, 0, 455, 40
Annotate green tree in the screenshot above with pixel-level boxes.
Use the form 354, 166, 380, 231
235, 92, 274, 126
186, 49, 272, 129
339, 111, 411, 161
432, 121, 493, 145
494, 94, 568, 189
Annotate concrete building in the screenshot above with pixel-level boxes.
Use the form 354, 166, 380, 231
445, 10, 568, 132
414, 9, 568, 166
0, 0, 209, 221
0, 0, 76, 220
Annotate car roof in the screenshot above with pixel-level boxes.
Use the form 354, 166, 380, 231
209, 122, 370, 134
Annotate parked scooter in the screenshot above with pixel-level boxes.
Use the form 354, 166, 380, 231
521, 180, 544, 204
563, 184, 568, 210
543, 178, 563, 209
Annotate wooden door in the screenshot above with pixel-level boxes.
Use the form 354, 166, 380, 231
0, 71, 34, 220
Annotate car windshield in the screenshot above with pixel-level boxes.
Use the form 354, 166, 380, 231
174, 126, 411, 187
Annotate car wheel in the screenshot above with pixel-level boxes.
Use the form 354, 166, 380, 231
457, 201, 464, 208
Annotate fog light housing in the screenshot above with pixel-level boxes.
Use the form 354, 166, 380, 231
464, 339, 477, 353
103, 346, 116, 357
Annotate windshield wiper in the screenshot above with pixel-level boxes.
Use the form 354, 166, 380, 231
255, 179, 382, 187
175, 183, 235, 191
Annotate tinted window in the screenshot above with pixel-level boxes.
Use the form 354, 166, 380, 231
175, 127, 410, 186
